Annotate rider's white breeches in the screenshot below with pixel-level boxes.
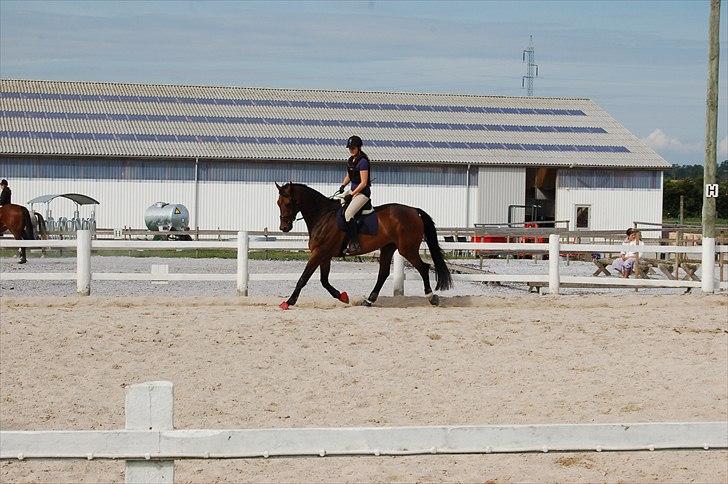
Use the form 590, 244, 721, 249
345, 194, 370, 222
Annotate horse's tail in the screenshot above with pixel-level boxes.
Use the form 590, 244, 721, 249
21, 206, 35, 240
416, 208, 452, 291
34, 212, 48, 239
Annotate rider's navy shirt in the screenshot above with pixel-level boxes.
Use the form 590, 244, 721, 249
348, 156, 371, 197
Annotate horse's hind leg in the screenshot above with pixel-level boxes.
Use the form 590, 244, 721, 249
363, 243, 396, 306
398, 246, 439, 306
319, 258, 349, 304
8, 228, 27, 264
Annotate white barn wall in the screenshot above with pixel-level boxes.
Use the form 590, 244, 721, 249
12, 178, 471, 232
196, 182, 468, 232
12, 178, 195, 229
555, 186, 663, 231
476, 166, 526, 224
8, 167, 663, 233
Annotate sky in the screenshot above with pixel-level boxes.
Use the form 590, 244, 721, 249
1, 0, 726, 165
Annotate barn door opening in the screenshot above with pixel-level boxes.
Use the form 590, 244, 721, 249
525, 167, 557, 226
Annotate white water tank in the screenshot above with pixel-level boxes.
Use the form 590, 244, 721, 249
144, 202, 190, 231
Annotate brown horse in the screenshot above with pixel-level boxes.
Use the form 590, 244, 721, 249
0, 204, 35, 264
275, 182, 452, 309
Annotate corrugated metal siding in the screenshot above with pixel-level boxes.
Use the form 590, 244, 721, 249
7, 158, 472, 229
0, 79, 671, 169
2, 157, 469, 186
18, 178, 196, 229
2, 156, 195, 180
476, 167, 526, 224
555, 170, 663, 231
13, 178, 470, 230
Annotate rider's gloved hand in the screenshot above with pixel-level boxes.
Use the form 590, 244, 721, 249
336, 185, 346, 195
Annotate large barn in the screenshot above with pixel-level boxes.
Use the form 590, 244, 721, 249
1, 79, 670, 232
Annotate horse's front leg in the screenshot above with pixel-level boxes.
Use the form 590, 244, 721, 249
319, 258, 349, 304
280, 254, 322, 310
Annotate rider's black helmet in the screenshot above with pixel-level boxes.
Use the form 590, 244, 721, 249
346, 135, 363, 149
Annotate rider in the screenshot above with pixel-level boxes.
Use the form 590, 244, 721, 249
336, 135, 371, 255
0, 180, 11, 206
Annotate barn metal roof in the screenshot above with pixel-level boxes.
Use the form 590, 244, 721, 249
0, 79, 670, 169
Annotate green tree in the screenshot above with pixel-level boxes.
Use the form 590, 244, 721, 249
663, 161, 728, 220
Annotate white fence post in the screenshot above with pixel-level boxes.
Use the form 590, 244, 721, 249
125, 381, 174, 484
548, 234, 560, 295
76, 230, 91, 296
237, 231, 249, 296
393, 250, 405, 296
702, 237, 715, 293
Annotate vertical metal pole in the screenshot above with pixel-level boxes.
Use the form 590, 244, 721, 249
76, 229, 91, 296
465, 164, 471, 227
393, 250, 405, 296
125, 381, 174, 484
548, 234, 560, 295
702, 0, 720, 293
237, 231, 249, 296
194, 157, 199, 241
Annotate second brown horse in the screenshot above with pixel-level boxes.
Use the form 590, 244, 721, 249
276, 182, 452, 309
0, 204, 36, 264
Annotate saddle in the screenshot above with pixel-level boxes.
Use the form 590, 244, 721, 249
336, 199, 378, 235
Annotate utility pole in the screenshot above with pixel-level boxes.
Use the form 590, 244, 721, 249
702, 0, 721, 293
522, 35, 538, 96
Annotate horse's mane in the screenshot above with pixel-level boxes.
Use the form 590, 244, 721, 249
290, 183, 339, 211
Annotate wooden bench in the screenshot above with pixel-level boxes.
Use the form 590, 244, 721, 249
680, 261, 700, 281
592, 258, 612, 276
592, 258, 657, 279
592, 257, 701, 282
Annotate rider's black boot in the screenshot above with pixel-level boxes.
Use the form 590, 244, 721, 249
344, 219, 361, 255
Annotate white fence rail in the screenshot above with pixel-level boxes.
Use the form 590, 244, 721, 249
2, 231, 726, 294
1, 381, 725, 484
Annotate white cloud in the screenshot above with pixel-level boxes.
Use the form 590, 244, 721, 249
719, 136, 728, 158
643, 129, 700, 155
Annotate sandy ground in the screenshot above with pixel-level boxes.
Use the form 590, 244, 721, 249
0, 293, 726, 483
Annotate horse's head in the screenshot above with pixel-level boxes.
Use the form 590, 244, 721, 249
275, 182, 297, 232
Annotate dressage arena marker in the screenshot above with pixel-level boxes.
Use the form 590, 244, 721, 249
151, 264, 169, 285
1, 381, 726, 483
1, 231, 727, 295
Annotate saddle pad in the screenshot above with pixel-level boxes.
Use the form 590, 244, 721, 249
336, 208, 378, 235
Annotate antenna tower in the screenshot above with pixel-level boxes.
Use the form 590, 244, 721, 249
522, 35, 539, 96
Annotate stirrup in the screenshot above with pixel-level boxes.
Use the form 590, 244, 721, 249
344, 241, 360, 255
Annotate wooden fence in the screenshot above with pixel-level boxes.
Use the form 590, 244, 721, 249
1, 381, 725, 483
1, 231, 727, 294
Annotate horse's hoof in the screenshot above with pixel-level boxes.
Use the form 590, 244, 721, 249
279, 301, 290, 310
428, 294, 440, 306
338, 292, 349, 304
18, 259, 27, 265
361, 299, 373, 307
